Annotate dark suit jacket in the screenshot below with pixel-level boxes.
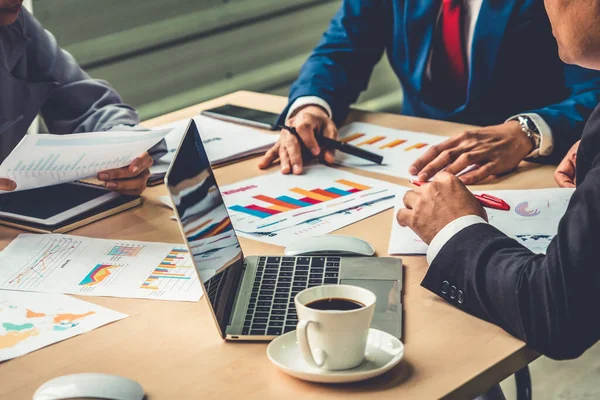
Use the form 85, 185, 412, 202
283, 0, 600, 161
421, 103, 600, 360
0, 10, 141, 163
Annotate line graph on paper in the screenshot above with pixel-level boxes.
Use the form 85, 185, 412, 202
3, 237, 82, 290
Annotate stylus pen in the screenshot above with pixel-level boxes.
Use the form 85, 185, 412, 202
277, 124, 384, 165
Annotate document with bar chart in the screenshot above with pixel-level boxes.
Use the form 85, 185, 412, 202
219, 165, 398, 233
237, 195, 399, 246
0, 234, 203, 302
0, 128, 171, 192
335, 122, 449, 179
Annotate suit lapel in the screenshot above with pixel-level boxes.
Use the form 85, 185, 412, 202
468, 1, 517, 105
403, 0, 441, 92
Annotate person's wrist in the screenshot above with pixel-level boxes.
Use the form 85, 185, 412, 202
289, 104, 330, 122
507, 120, 535, 157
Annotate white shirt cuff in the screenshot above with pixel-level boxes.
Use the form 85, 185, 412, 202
286, 96, 333, 122
426, 215, 489, 265
506, 113, 554, 157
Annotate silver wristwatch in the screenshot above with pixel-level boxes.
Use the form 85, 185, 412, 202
514, 115, 541, 157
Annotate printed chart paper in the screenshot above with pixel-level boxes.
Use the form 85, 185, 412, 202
0, 129, 171, 192
237, 196, 397, 246
219, 165, 398, 233
0, 234, 204, 302
335, 122, 449, 179
157, 116, 277, 166
388, 188, 575, 255
0, 291, 127, 362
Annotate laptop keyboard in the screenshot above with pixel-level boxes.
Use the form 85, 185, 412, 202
242, 256, 341, 336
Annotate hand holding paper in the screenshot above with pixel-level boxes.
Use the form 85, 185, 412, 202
0, 128, 170, 192
97, 151, 154, 196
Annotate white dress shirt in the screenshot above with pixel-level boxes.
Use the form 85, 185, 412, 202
286, 0, 554, 157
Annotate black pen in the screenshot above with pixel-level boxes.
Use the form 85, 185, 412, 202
277, 124, 384, 165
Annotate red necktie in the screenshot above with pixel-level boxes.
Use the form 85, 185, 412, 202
432, 0, 468, 101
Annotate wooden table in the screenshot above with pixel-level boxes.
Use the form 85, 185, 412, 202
0, 91, 552, 400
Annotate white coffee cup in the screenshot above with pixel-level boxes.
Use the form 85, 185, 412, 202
295, 285, 376, 371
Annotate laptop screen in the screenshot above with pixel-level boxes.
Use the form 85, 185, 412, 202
166, 120, 244, 337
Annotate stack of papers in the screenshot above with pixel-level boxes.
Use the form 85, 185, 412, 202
0, 129, 171, 192
150, 116, 278, 181
388, 188, 575, 255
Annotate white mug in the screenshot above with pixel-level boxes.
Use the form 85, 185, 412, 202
295, 285, 376, 371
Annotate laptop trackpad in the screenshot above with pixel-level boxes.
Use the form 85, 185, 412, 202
341, 279, 402, 339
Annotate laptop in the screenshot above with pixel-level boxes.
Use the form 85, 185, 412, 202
165, 120, 403, 340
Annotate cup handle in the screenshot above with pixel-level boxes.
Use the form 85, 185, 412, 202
297, 319, 326, 367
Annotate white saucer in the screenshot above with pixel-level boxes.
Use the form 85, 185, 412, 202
267, 328, 404, 383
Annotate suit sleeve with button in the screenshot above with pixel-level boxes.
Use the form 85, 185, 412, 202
420, 111, 600, 359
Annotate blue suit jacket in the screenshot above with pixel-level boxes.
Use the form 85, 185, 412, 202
285, 0, 600, 161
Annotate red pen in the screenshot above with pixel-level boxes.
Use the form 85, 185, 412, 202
409, 180, 511, 211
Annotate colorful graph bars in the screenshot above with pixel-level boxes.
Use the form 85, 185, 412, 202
107, 245, 143, 257
341, 132, 428, 151
380, 139, 406, 149
229, 179, 370, 219
357, 136, 385, 147
79, 264, 117, 286
405, 143, 428, 151
140, 248, 192, 290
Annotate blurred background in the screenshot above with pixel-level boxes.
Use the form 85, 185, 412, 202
28, 1, 600, 399
32, 0, 401, 121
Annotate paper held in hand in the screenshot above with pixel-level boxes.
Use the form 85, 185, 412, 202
0, 128, 171, 192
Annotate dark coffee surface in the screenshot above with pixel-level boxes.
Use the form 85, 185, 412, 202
306, 297, 364, 311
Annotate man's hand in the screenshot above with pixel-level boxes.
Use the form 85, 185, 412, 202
554, 140, 579, 188
396, 172, 487, 244
408, 121, 533, 185
0, 178, 16, 191
97, 152, 153, 196
258, 105, 337, 175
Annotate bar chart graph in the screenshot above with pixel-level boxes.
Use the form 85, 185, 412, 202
228, 179, 370, 219
140, 248, 194, 291
335, 122, 449, 180
343, 132, 428, 151
221, 165, 397, 233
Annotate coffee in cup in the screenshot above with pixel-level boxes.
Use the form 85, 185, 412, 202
295, 285, 376, 371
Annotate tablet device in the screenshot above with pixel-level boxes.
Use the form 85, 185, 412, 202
0, 182, 120, 226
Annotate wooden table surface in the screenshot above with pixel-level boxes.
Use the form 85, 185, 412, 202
0, 91, 551, 400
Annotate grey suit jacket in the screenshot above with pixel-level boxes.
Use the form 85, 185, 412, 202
0, 10, 141, 163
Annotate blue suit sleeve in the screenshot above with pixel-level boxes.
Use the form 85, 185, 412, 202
527, 65, 600, 162
282, 0, 389, 125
